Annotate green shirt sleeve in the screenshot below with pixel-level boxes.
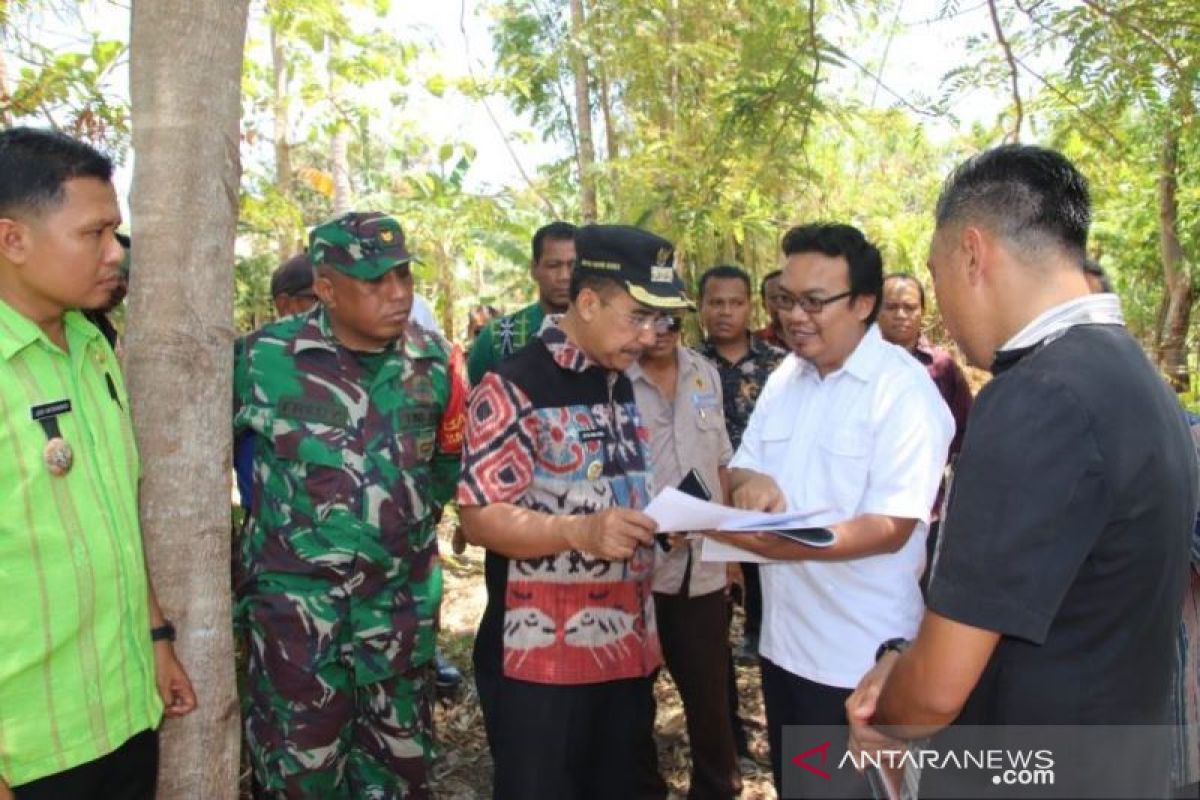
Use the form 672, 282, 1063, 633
467, 322, 495, 385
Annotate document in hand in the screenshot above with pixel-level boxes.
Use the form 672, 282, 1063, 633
642, 487, 837, 551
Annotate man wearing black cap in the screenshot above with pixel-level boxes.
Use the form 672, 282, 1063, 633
269, 252, 318, 319
458, 224, 689, 799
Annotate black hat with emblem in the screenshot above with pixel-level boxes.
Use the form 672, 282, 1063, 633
574, 224, 692, 311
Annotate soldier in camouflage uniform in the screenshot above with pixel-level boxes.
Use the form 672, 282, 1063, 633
233, 211, 465, 799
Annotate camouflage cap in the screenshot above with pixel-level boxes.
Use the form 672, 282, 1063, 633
308, 211, 413, 280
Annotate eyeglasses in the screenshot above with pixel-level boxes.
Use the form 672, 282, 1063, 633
774, 289, 853, 315
602, 300, 683, 333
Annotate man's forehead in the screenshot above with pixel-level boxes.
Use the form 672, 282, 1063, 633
539, 237, 575, 258
705, 276, 748, 297
883, 279, 920, 297
780, 251, 849, 292
40, 176, 120, 225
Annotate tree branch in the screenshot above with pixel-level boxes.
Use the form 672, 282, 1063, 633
1075, 0, 1182, 75
458, 0, 560, 218
986, 0, 1023, 142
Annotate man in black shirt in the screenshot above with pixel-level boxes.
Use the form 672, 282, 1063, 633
846, 144, 1198, 797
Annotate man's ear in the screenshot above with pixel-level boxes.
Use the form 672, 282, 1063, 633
852, 293, 876, 324
313, 270, 335, 308
961, 225, 988, 286
575, 287, 598, 322
0, 218, 33, 266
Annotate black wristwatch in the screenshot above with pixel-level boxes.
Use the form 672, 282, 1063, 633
874, 637, 910, 662
150, 620, 177, 643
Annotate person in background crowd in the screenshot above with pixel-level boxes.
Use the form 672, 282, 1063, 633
467, 304, 500, 343
269, 253, 318, 319
1083, 256, 1114, 294
847, 144, 1198, 799
876, 272, 973, 588
467, 221, 576, 384
82, 230, 130, 348
629, 305, 741, 799
410, 293, 442, 335
696, 262, 785, 767
753, 269, 787, 349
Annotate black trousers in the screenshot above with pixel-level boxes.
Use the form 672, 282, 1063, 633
13, 728, 158, 800
653, 589, 741, 799
476, 669, 660, 800
760, 657, 870, 799
742, 562, 762, 639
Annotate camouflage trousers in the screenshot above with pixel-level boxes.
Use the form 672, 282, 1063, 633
240, 602, 435, 799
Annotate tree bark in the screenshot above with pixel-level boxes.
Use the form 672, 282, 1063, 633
271, 19, 295, 258
436, 242, 454, 338
1156, 78, 1194, 392
569, 0, 598, 221
127, 1, 248, 797
328, 36, 353, 215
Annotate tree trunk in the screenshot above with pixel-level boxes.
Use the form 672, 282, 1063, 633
597, 68, 618, 200
328, 36, 353, 215
1156, 79, 1194, 392
126, 1, 248, 797
569, 0, 597, 222
271, 20, 295, 258
436, 242, 454, 338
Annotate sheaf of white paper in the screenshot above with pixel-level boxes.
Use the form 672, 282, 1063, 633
643, 487, 829, 532
642, 487, 840, 563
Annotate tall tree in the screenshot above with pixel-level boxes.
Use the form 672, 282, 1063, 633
125, 1, 250, 797
568, 0, 598, 221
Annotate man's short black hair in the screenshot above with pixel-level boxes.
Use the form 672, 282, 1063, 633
698, 264, 751, 300
0, 127, 113, 218
532, 221, 577, 264
780, 223, 883, 324
760, 269, 782, 299
883, 272, 926, 310
569, 270, 624, 302
935, 144, 1090, 263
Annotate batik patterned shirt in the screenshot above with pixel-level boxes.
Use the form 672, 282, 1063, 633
458, 319, 661, 685
699, 334, 786, 450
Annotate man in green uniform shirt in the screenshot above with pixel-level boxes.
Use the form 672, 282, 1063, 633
0, 127, 196, 799
234, 211, 465, 799
466, 220, 576, 384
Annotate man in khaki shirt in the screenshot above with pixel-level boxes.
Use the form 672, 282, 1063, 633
629, 311, 740, 799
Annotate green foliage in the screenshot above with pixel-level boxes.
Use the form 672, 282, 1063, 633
1, 3, 129, 151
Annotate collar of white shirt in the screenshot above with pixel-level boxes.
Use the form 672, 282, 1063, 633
790, 323, 888, 384
1001, 293, 1124, 352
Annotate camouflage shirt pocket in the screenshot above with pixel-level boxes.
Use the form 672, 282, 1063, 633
270, 414, 353, 518
394, 404, 440, 468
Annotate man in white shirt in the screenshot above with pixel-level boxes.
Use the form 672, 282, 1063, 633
715, 222, 953, 794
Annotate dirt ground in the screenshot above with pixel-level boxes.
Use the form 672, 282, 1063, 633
430, 517, 779, 799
